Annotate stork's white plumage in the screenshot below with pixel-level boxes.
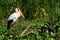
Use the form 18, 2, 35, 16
7, 8, 25, 29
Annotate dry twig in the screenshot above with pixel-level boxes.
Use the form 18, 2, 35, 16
22, 30, 39, 36
20, 23, 32, 36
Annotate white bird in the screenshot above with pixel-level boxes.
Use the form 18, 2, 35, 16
7, 8, 25, 29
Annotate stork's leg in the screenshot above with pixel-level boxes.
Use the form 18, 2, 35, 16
16, 21, 18, 27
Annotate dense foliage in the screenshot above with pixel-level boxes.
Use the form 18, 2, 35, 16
0, 0, 60, 40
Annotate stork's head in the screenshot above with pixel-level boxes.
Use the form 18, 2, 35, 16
15, 8, 25, 19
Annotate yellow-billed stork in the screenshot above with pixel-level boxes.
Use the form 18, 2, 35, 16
7, 8, 25, 29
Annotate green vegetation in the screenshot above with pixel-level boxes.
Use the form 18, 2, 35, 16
0, 0, 60, 40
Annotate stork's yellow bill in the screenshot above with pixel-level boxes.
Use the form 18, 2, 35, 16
16, 8, 25, 19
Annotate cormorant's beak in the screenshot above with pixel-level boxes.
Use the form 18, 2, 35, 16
18, 9, 25, 19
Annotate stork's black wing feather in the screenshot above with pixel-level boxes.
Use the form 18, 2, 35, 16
7, 20, 13, 29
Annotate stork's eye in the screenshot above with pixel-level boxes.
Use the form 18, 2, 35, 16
17, 9, 19, 11
18, 8, 20, 11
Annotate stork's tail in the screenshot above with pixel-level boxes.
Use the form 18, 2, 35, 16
7, 21, 10, 30
7, 20, 13, 30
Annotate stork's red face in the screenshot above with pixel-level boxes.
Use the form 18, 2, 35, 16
16, 8, 20, 12
15, 8, 25, 19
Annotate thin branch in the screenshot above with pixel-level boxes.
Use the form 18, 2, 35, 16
21, 30, 39, 37
20, 23, 32, 36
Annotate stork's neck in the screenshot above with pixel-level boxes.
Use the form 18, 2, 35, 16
16, 12, 20, 17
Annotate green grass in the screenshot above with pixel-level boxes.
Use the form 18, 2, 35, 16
0, 20, 60, 40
